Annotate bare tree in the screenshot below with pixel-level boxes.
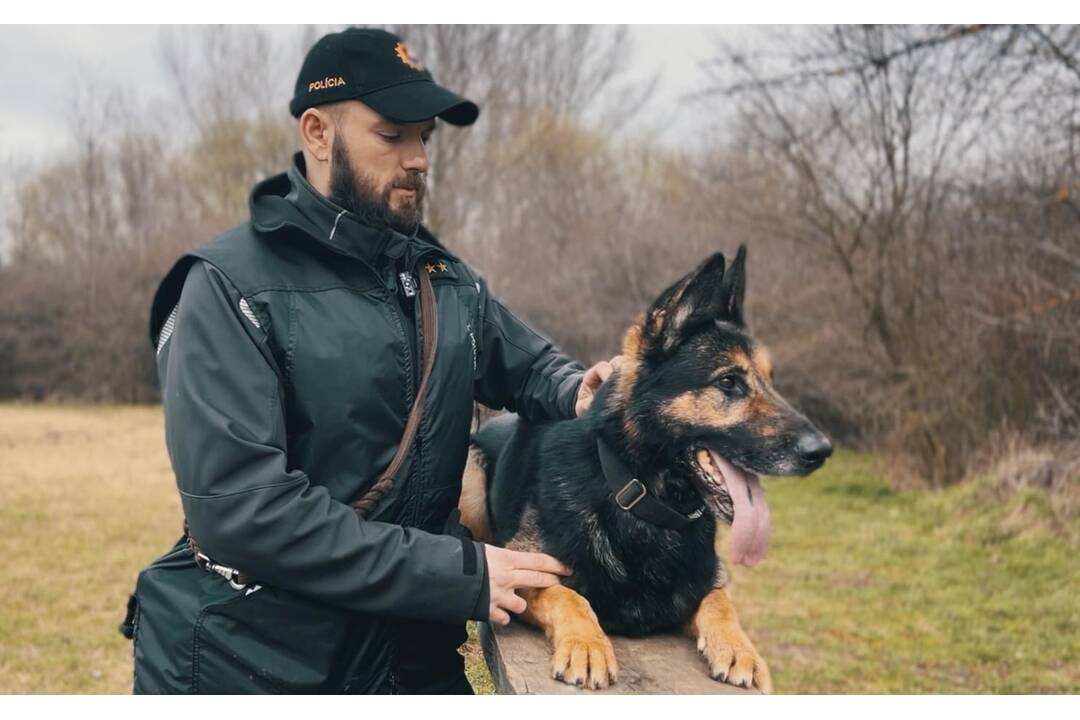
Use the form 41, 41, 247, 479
158, 26, 304, 223
0, 25, 665, 400
388, 25, 654, 253
698, 24, 1080, 485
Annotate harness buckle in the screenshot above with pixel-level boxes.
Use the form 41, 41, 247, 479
615, 478, 647, 511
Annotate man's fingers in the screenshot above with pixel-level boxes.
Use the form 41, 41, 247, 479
491, 589, 527, 617
593, 361, 613, 383
510, 568, 563, 589
514, 550, 572, 576
489, 607, 511, 625
589, 356, 623, 384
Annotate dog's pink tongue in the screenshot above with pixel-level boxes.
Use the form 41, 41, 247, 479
709, 451, 771, 566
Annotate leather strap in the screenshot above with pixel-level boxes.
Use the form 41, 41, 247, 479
596, 439, 705, 531
350, 263, 439, 516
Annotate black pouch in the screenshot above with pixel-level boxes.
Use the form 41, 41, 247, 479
192, 584, 362, 694
129, 538, 222, 693
129, 538, 383, 694
127, 537, 397, 695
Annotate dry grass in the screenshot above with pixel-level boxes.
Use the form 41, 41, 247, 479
0, 402, 493, 694
0, 403, 181, 693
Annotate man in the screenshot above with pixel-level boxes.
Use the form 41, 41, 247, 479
125, 27, 618, 694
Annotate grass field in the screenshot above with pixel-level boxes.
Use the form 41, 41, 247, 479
0, 403, 1076, 693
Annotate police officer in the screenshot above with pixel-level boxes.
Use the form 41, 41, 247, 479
126, 27, 617, 694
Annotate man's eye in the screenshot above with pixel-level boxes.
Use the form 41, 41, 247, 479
378, 133, 401, 142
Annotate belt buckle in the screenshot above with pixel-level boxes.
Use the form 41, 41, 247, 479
615, 478, 647, 511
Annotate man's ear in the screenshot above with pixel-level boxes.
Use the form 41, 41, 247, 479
642, 252, 727, 355
299, 107, 335, 163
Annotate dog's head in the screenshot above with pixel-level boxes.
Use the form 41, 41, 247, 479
612, 246, 831, 562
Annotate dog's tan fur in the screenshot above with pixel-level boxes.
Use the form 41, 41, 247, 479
518, 585, 618, 689
458, 445, 495, 544
687, 587, 773, 693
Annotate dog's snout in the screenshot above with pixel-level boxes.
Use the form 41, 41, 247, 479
796, 431, 833, 466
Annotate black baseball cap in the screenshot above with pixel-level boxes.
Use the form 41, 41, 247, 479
289, 27, 480, 126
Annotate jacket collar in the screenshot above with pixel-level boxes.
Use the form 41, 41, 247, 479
250, 152, 425, 266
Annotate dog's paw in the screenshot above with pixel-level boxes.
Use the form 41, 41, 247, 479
551, 632, 619, 690
697, 624, 772, 693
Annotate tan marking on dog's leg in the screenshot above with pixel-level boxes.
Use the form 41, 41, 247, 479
688, 587, 772, 693
713, 524, 732, 590
458, 445, 494, 544
518, 586, 619, 690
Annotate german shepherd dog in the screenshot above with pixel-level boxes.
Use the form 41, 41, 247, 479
457, 246, 832, 692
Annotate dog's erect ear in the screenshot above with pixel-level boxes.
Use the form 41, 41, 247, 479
643, 252, 728, 354
717, 244, 747, 326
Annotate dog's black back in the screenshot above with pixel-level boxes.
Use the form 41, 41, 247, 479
472, 387, 721, 636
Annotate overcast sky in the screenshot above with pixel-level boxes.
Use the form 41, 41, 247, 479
0, 25, 755, 172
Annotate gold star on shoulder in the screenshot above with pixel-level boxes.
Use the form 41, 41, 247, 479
424, 262, 437, 274
437, 261, 448, 272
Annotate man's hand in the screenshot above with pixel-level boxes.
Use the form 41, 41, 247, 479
484, 545, 572, 625
575, 355, 624, 417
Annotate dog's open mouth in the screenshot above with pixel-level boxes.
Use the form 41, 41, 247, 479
689, 448, 772, 567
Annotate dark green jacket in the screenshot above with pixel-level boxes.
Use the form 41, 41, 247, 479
129, 154, 584, 693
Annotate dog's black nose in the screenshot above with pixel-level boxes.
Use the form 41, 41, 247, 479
796, 431, 833, 465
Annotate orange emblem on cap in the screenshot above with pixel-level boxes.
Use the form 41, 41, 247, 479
394, 41, 425, 71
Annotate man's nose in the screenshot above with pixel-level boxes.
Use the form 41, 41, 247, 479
402, 137, 429, 173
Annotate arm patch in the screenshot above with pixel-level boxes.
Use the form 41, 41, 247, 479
156, 304, 179, 356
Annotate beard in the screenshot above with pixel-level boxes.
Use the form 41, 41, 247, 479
328, 134, 426, 235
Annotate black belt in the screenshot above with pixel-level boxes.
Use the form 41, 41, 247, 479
596, 439, 705, 531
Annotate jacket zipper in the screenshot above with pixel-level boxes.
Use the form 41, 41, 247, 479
410, 267, 425, 517
386, 248, 441, 525
404, 249, 442, 522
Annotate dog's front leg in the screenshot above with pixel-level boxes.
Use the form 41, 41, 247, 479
517, 586, 618, 689
688, 587, 773, 693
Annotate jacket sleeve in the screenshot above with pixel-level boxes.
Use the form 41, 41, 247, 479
472, 274, 586, 422
155, 259, 488, 622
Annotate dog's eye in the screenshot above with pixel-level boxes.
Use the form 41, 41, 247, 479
717, 376, 738, 391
